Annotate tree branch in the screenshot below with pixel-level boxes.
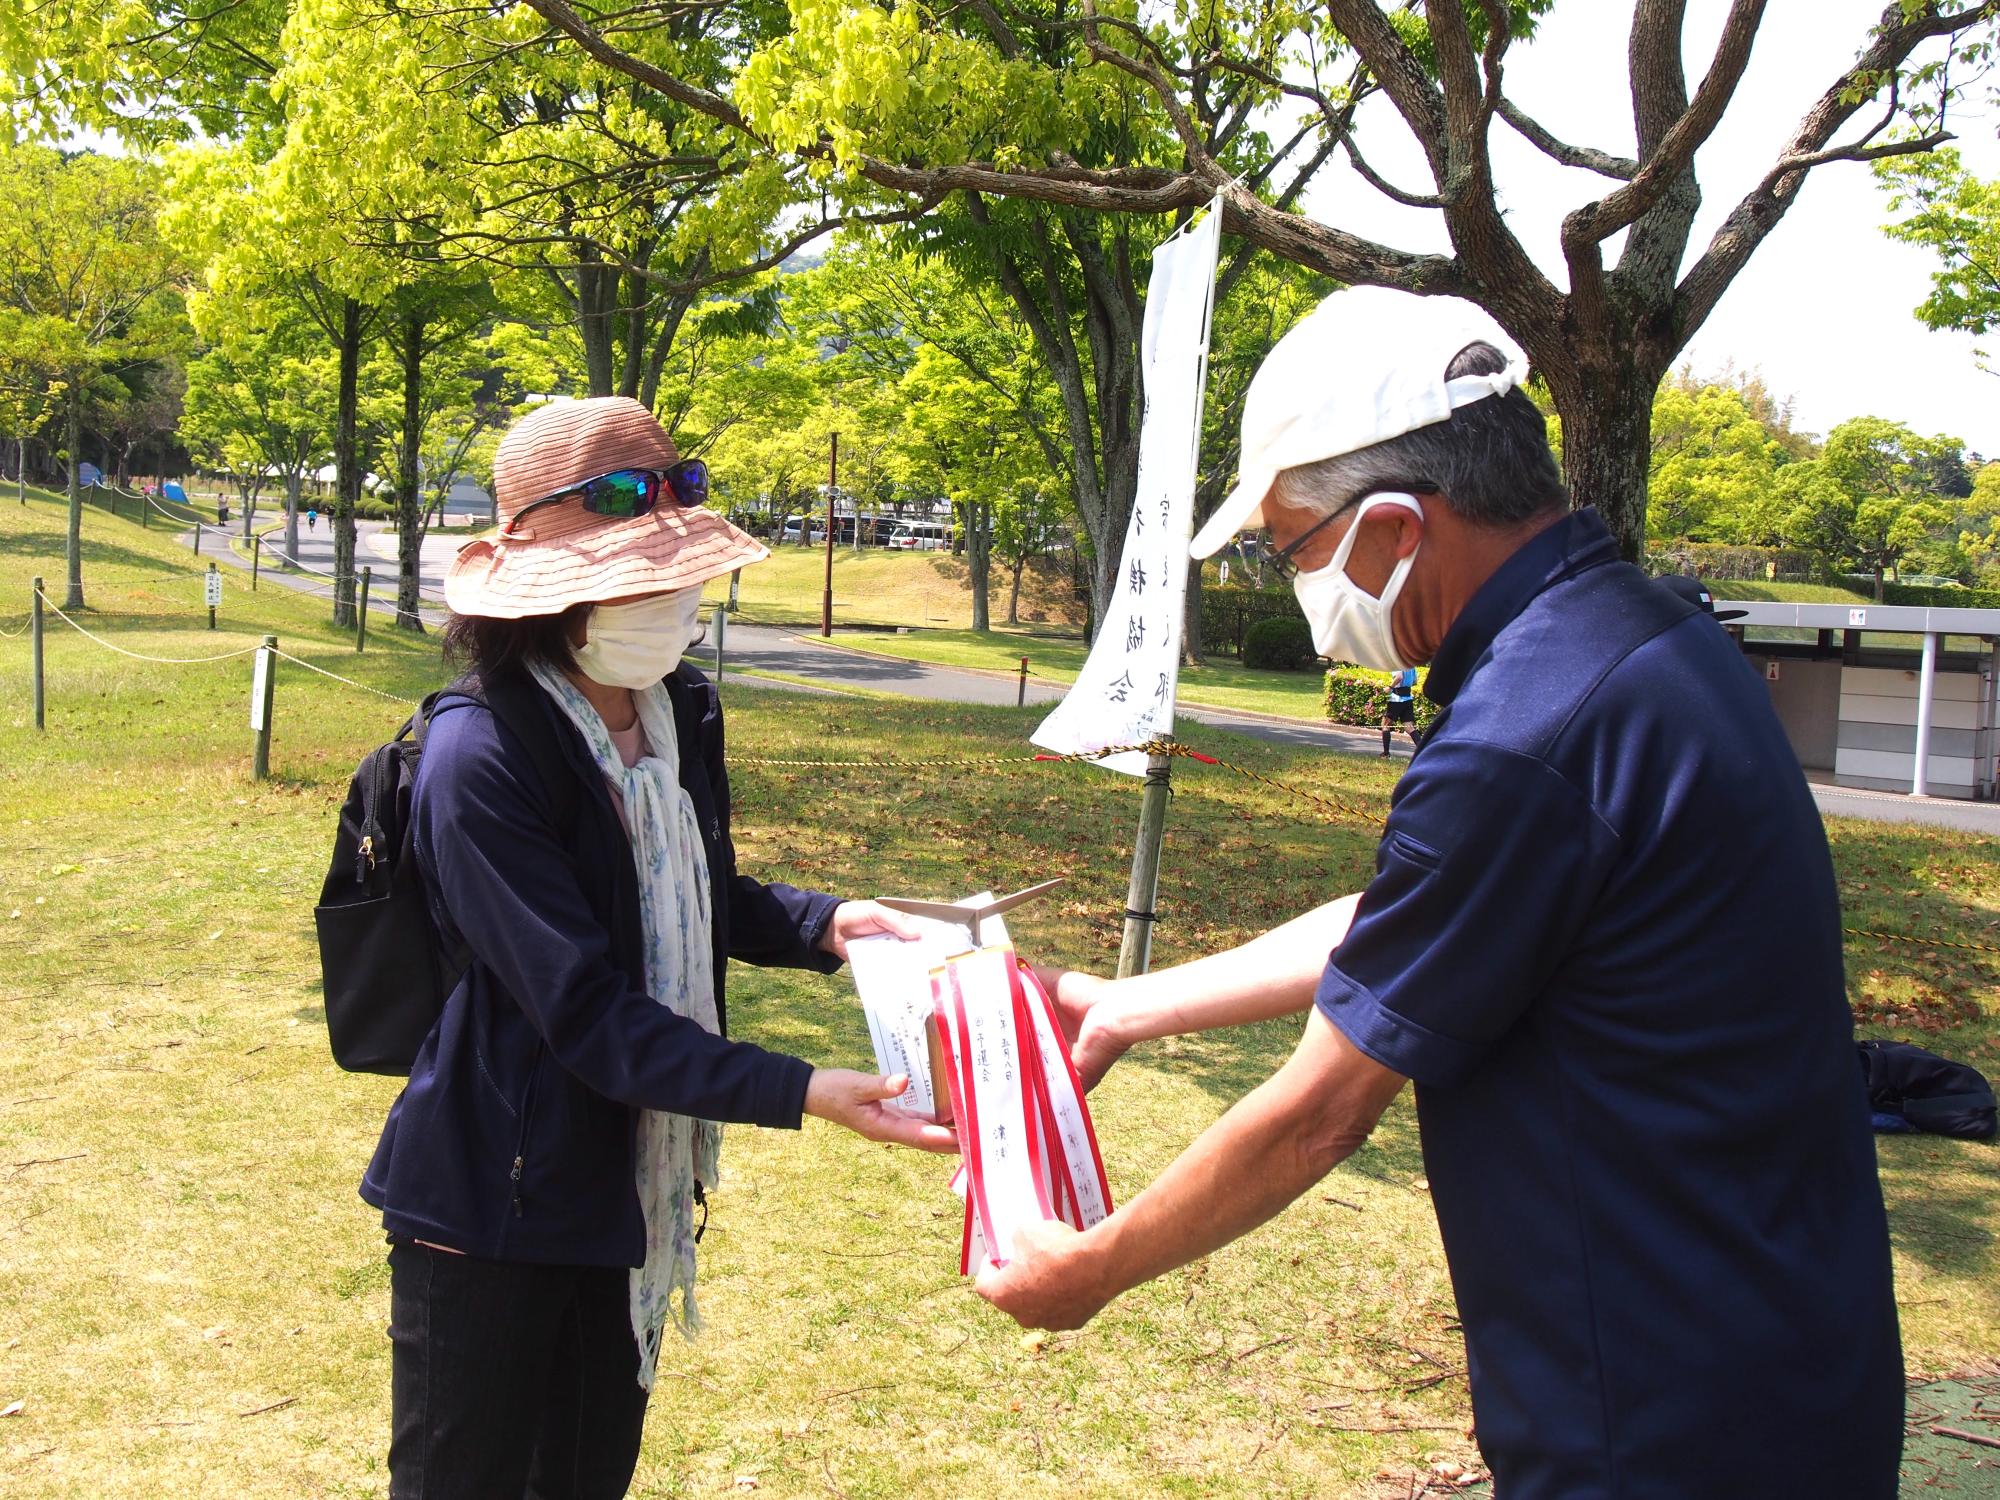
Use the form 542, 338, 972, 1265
1494, 98, 1636, 180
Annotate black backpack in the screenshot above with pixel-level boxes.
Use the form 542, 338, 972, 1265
315, 672, 577, 1074
1856, 1040, 1998, 1140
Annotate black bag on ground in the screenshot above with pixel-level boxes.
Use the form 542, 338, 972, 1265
315, 672, 575, 1075
1856, 1039, 1998, 1140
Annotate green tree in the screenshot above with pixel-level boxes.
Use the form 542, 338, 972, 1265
0, 144, 187, 609
506, 0, 1998, 560
1781, 417, 1961, 597
0, 311, 67, 505
1879, 146, 2000, 373
1646, 377, 1786, 544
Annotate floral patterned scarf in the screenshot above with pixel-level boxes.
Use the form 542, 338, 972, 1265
531, 661, 721, 1389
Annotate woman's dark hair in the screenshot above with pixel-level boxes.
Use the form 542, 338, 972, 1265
441, 604, 591, 679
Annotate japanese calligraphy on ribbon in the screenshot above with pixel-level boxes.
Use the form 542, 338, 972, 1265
848, 912, 1114, 1272
1032, 196, 1223, 776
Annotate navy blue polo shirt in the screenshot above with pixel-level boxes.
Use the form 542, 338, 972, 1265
1317, 509, 1901, 1497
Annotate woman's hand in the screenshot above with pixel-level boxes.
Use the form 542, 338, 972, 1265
1035, 967, 1129, 1093
804, 1069, 959, 1154
816, 900, 923, 962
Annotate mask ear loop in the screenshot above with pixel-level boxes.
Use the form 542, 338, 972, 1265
1321, 492, 1427, 597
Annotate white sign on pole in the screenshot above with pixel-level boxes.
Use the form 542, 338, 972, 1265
205, 571, 223, 608
249, 648, 271, 731
1032, 199, 1223, 776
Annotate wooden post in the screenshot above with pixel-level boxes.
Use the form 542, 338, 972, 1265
193, 522, 203, 555
251, 635, 276, 780
1116, 745, 1175, 978
821, 432, 837, 638
251, 533, 261, 591
141, 493, 149, 528
31, 576, 45, 731
1017, 655, 1029, 707
713, 603, 726, 683
727, 567, 740, 613
355, 566, 372, 653
207, 562, 218, 630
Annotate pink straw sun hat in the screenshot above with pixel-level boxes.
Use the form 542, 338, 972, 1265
444, 396, 769, 619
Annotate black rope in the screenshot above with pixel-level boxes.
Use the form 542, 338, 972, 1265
1122, 908, 1159, 923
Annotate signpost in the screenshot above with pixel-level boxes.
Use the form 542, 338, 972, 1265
251, 636, 276, 780
205, 563, 221, 629
1029, 198, 1223, 976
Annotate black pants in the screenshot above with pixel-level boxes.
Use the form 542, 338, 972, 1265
387, 1240, 651, 1500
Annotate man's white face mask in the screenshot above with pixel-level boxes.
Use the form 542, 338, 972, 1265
573, 588, 706, 689
1290, 492, 1425, 672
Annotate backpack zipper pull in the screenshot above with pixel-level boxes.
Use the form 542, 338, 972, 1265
355, 833, 375, 884
693, 1179, 708, 1244
510, 1154, 524, 1217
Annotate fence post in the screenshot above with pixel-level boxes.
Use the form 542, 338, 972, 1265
1017, 655, 1029, 707
251, 635, 277, 780
195, 522, 205, 556
355, 566, 372, 654
141, 494, 150, 529
31, 576, 45, 731
251, 533, 261, 591
727, 567, 741, 613
713, 602, 726, 682
1116, 745, 1175, 978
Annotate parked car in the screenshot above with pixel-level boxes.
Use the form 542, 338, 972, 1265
889, 521, 951, 552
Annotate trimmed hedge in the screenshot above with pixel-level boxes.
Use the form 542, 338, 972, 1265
1877, 581, 2000, 610
1324, 666, 1440, 731
1244, 615, 1318, 670
1199, 585, 1308, 657
1644, 541, 1818, 582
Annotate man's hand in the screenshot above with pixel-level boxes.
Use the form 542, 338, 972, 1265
974, 1219, 1111, 1331
817, 900, 923, 961
804, 1069, 958, 1154
1036, 967, 1128, 1092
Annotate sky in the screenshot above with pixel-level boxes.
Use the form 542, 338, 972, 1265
1296, 0, 2000, 455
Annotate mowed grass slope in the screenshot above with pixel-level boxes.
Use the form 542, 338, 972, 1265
1, 489, 1997, 1498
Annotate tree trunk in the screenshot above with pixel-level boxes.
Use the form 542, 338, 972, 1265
1007, 554, 1025, 626
1182, 561, 1205, 666
17, 436, 26, 504
285, 468, 302, 565
395, 307, 427, 634
1547, 365, 1659, 564
577, 249, 616, 397
967, 500, 991, 632
1874, 565, 1885, 602
332, 297, 362, 628
63, 382, 84, 610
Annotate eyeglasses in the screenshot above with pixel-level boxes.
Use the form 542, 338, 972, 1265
1262, 482, 1438, 584
504, 460, 710, 536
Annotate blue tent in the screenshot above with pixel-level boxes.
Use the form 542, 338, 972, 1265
78, 462, 102, 488
163, 481, 188, 504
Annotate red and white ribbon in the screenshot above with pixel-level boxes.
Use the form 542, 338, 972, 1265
931, 948, 1114, 1271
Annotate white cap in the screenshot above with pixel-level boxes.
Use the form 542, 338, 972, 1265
1189, 286, 1528, 558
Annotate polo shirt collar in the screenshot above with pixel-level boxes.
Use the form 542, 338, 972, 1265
1422, 507, 1620, 707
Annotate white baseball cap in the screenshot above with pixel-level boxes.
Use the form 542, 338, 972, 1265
1189, 286, 1528, 559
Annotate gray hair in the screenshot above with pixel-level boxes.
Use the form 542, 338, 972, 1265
1270, 342, 1568, 528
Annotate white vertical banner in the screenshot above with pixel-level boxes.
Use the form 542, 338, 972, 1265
1032, 198, 1223, 776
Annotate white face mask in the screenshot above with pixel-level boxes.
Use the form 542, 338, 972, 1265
1291, 492, 1425, 671
573, 588, 707, 689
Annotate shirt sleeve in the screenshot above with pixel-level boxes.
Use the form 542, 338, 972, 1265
1316, 737, 1619, 1088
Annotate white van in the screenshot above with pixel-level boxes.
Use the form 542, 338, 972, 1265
889, 521, 951, 552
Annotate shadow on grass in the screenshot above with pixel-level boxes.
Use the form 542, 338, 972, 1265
1876, 1140, 1998, 1276
0, 525, 189, 579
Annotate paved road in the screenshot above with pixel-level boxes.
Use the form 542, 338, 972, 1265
183, 518, 2000, 831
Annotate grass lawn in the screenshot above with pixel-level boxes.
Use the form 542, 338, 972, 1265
825, 628, 1331, 723
3, 488, 1997, 1497
698, 545, 1085, 633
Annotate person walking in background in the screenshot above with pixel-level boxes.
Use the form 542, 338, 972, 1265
1382, 666, 1417, 755
366, 396, 953, 1499
306, 505, 317, 532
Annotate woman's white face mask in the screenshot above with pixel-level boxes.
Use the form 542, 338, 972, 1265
573, 588, 707, 689
1290, 492, 1425, 671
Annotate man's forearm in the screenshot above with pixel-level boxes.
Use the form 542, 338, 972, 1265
1106, 894, 1360, 1046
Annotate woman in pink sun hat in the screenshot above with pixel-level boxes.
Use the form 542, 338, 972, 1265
362, 397, 953, 1499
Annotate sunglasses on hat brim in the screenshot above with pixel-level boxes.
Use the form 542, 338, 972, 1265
503, 461, 709, 537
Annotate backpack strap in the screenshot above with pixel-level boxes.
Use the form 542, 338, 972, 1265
467, 669, 584, 833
